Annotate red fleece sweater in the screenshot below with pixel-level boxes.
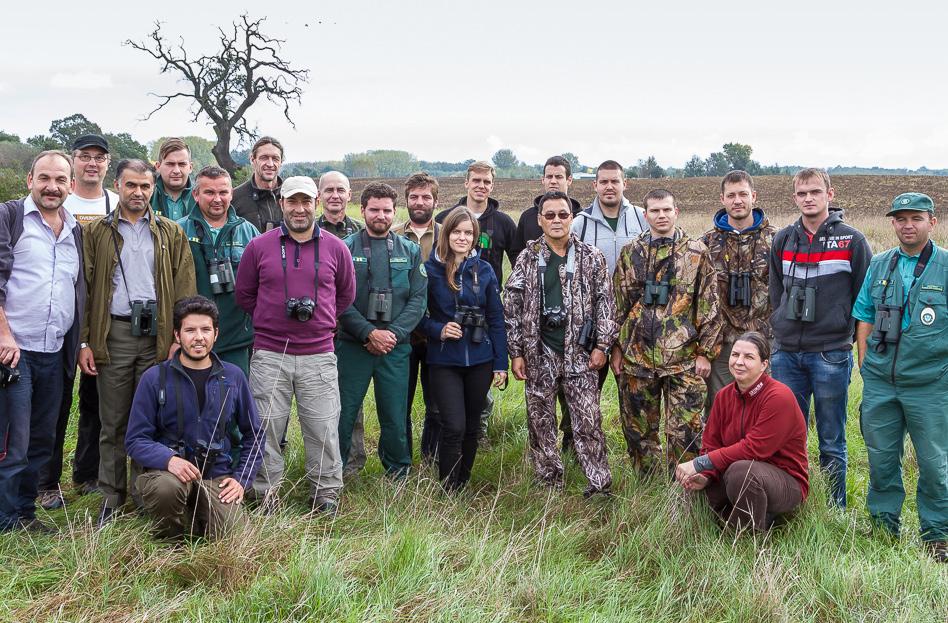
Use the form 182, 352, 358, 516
701, 374, 809, 499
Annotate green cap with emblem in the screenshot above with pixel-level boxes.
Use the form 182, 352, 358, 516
886, 192, 935, 217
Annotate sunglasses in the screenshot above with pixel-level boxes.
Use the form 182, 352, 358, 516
541, 211, 571, 221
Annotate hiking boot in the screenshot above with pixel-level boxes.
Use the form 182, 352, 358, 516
74, 480, 99, 496
37, 489, 64, 511
925, 540, 948, 563
18, 517, 57, 535
308, 498, 339, 517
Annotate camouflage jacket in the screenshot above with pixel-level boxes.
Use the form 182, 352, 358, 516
699, 208, 775, 344
613, 227, 722, 377
504, 234, 617, 376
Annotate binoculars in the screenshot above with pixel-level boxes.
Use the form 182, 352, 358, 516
131, 299, 158, 337
286, 296, 316, 322
208, 259, 235, 295
871, 304, 902, 353
0, 363, 20, 388
193, 440, 225, 478
643, 280, 670, 306
577, 317, 597, 353
728, 271, 752, 308
454, 305, 487, 344
785, 285, 816, 322
367, 288, 393, 322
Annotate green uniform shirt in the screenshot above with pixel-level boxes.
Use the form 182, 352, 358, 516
541, 251, 566, 353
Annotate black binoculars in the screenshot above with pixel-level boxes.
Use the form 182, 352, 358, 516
0, 363, 20, 388
193, 439, 225, 478
286, 296, 316, 322
454, 305, 487, 344
208, 259, 236, 295
131, 299, 158, 337
643, 280, 670, 306
367, 288, 393, 322
728, 271, 752, 308
871, 304, 902, 352
577, 317, 597, 353
785, 285, 816, 322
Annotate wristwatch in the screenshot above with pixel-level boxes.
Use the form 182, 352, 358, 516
79, 342, 90, 350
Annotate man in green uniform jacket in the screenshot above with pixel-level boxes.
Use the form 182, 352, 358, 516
178, 166, 260, 375
336, 182, 427, 477
150, 138, 196, 221
854, 192, 948, 563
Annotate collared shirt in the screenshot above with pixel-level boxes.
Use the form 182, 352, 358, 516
4, 196, 80, 353
110, 213, 157, 316
395, 220, 436, 262
853, 245, 937, 330
318, 214, 363, 240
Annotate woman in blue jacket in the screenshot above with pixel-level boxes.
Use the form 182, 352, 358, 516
422, 207, 508, 490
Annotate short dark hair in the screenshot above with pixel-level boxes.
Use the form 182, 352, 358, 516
360, 182, 398, 209
251, 136, 284, 159
595, 160, 624, 180
196, 165, 231, 181
30, 150, 73, 177
721, 170, 754, 193
404, 172, 439, 202
173, 296, 219, 332
643, 188, 676, 209
116, 158, 156, 182
539, 190, 571, 211
544, 155, 572, 179
735, 331, 770, 362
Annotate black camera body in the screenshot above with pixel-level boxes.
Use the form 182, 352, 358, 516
871, 303, 902, 352
728, 271, 752, 308
454, 305, 487, 344
286, 296, 316, 322
0, 363, 20, 388
367, 288, 393, 322
208, 259, 235, 295
785, 285, 816, 322
542, 305, 568, 331
577, 317, 597, 353
131, 299, 159, 337
643, 280, 670, 306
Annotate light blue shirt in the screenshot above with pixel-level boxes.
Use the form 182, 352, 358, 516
4, 196, 80, 353
853, 245, 935, 330
109, 212, 156, 316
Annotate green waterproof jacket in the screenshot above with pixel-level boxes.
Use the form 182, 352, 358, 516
338, 230, 427, 344
177, 205, 260, 354
151, 174, 196, 221
80, 207, 197, 365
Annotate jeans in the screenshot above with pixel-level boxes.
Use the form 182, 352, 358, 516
770, 348, 853, 508
39, 371, 100, 491
0, 350, 64, 530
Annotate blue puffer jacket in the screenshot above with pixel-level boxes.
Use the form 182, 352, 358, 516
125, 352, 264, 489
421, 252, 508, 371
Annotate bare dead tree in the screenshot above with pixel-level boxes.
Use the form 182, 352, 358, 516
126, 15, 309, 175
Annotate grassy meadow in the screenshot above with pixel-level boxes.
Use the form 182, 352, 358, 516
2, 179, 947, 621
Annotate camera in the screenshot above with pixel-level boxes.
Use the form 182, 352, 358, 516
577, 317, 597, 353
130, 299, 158, 337
208, 259, 235, 295
367, 288, 393, 322
0, 363, 20, 388
643, 280, 670, 306
454, 305, 487, 344
728, 272, 752, 308
542, 305, 568, 331
871, 304, 902, 353
785, 285, 816, 322
192, 439, 225, 478
286, 296, 316, 322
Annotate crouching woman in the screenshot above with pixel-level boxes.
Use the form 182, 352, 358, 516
675, 331, 808, 532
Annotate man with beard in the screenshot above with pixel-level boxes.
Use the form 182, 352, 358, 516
336, 182, 427, 477
232, 136, 284, 233
0, 151, 84, 533
394, 172, 440, 461
150, 138, 195, 221
235, 176, 356, 514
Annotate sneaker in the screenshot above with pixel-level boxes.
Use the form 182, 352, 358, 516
925, 540, 948, 564
37, 489, 64, 510
17, 517, 57, 535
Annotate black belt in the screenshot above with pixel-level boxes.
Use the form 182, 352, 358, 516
111, 314, 132, 323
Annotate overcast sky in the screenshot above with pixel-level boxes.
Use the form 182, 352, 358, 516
2, 0, 946, 169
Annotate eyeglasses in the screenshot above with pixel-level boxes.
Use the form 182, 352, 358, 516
541, 211, 571, 221
76, 153, 109, 163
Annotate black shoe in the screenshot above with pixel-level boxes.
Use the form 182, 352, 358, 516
308, 498, 338, 517
583, 487, 612, 501
74, 480, 100, 496
925, 540, 948, 563
97, 504, 119, 529
37, 489, 64, 510
17, 517, 57, 534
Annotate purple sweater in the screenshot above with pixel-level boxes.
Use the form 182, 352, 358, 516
236, 225, 356, 355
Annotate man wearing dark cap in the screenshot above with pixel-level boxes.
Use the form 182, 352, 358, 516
854, 192, 948, 563
37, 135, 118, 509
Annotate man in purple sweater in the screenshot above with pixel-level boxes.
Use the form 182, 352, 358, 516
235, 176, 356, 514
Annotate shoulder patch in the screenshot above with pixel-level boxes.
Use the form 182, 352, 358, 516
419, 263, 427, 278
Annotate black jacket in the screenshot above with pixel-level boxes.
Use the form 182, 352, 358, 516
511, 194, 583, 265
435, 197, 516, 284
232, 176, 283, 233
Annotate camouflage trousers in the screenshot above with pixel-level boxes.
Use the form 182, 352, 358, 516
619, 369, 706, 477
524, 343, 611, 493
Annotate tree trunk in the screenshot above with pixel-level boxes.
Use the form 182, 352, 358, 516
212, 125, 239, 176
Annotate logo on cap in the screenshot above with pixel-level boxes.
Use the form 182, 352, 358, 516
901, 198, 911, 205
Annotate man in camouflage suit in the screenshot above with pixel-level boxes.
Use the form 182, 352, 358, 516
699, 170, 775, 415
505, 191, 616, 496
611, 189, 722, 476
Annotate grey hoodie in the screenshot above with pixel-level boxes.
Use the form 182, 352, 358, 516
570, 197, 646, 275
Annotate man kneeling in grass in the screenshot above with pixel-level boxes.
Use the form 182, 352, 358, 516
125, 296, 264, 539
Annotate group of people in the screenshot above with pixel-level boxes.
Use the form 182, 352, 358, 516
0, 135, 944, 562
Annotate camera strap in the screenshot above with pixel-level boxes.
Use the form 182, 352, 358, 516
645, 232, 677, 287
361, 230, 394, 289
280, 230, 320, 303
879, 240, 933, 314
538, 241, 575, 311
110, 226, 135, 311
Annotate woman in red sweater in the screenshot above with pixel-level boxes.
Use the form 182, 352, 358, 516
675, 331, 809, 532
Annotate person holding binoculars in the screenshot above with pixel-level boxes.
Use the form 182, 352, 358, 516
419, 207, 507, 490
611, 189, 721, 479
767, 168, 870, 509
504, 191, 616, 497
235, 175, 356, 515
699, 171, 775, 418
79, 158, 197, 527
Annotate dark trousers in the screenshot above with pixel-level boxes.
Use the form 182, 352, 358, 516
0, 350, 64, 529
430, 362, 493, 490
705, 460, 803, 533
39, 372, 100, 491
409, 341, 439, 460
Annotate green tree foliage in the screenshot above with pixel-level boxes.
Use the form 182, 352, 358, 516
0, 168, 28, 201
683, 155, 705, 178
704, 152, 730, 176
561, 152, 582, 173
630, 156, 665, 179
0, 131, 20, 144
149, 136, 217, 170
49, 114, 103, 147
491, 149, 519, 169
722, 142, 754, 171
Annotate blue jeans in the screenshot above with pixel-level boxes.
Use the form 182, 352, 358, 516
770, 348, 853, 508
0, 350, 64, 530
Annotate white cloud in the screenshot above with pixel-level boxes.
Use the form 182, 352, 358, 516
49, 71, 113, 90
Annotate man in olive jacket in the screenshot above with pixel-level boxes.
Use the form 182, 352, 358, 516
78, 159, 196, 526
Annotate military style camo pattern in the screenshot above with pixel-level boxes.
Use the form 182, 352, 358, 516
613, 228, 722, 377
699, 214, 775, 343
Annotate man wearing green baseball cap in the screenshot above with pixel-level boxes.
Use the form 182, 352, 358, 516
853, 192, 947, 562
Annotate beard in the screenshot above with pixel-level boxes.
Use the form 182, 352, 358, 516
180, 343, 211, 363
367, 219, 391, 236
287, 214, 315, 233
408, 207, 433, 225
